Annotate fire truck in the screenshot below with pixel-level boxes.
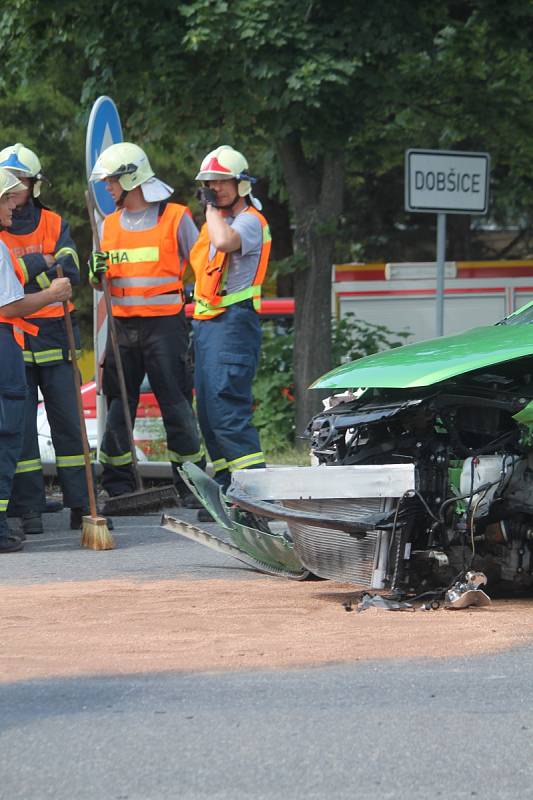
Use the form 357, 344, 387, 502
333, 260, 533, 342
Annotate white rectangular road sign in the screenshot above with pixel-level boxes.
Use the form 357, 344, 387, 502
405, 149, 490, 215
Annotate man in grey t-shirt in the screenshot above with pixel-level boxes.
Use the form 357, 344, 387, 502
192, 146, 272, 498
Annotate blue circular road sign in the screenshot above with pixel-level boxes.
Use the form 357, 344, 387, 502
85, 96, 123, 217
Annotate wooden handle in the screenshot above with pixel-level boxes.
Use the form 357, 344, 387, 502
84, 190, 143, 491
56, 265, 98, 518
85, 189, 101, 249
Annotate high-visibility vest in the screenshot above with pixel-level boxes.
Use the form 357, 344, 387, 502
190, 206, 271, 320
0, 208, 75, 319
100, 204, 188, 318
0, 247, 39, 348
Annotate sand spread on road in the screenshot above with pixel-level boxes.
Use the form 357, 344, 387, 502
1, 577, 533, 683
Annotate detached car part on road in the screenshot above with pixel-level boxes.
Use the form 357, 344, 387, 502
169, 301, 533, 595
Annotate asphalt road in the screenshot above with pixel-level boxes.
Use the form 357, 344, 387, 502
1, 506, 533, 799
0, 503, 252, 585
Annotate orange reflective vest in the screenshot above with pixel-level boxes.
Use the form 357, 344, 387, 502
190, 206, 271, 320
100, 204, 188, 317
0, 208, 74, 319
0, 247, 39, 348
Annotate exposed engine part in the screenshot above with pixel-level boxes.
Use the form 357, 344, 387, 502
459, 455, 523, 518
303, 374, 533, 593
445, 572, 491, 609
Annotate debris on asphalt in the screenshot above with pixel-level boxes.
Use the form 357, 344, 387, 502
356, 593, 415, 612
445, 571, 491, 609
420, 599, 441, 611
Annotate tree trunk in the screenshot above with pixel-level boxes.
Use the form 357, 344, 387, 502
278, 135, 345, 444
447, 214, 472, 259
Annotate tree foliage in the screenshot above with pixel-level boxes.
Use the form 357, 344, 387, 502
1, 0, 533, 426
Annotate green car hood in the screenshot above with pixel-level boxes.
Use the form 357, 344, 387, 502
313, 324, 533, 390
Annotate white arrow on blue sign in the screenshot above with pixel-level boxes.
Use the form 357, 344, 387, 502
85, 96, 123, 217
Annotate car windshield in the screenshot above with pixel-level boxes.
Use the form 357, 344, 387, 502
497, 302, 533, 327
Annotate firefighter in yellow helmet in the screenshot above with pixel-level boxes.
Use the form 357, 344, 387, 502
191, 145, 271, 501
0, 167, 71, 552
89, 142, 205, 506
0, 143, 88, 534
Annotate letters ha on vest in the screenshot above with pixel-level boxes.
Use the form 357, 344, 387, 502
100, 204, 188, 318
190, 206, 272, 320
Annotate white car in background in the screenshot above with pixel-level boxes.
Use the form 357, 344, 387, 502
38, 379, 168, 474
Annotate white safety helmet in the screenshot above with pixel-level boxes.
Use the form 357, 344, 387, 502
0, 167, 25, 200
0, 143, 46, 197
196, 145, 258, 200
90, 142, 173, 202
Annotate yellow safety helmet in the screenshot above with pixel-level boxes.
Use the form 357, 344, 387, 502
195, 145, 257, 198
0, 143, 45, 197
90, 142, 155, 191
0, 167, 25, 199
90, 142, 173, 202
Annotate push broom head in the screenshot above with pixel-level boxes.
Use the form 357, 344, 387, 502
100, 484, 179, 516
81, 515, 115, 550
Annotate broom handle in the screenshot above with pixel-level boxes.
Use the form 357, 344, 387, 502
85, 191, 143, 491
56, 266, 98, 519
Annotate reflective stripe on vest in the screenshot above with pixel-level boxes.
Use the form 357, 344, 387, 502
191, 206, 271, 320
109, 275, 184, 306
0, 248, 39, 348
0, 209, 76, 319
101, 204, 188, 318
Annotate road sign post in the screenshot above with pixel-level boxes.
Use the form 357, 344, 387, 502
85, 96, 123, 450
85, 96, 123, 217
405, 149, 490, 336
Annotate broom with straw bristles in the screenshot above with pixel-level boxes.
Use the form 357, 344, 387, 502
56, 265, 114, 550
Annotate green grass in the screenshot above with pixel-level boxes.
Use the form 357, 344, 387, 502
265, 445, 311, 466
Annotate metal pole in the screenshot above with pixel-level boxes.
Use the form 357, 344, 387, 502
436, 212, 446, 337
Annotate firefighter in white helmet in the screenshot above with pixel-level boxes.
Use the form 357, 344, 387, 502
0, 143, 88, 534
0, 166, 71, 552
89, 142, 205, 505
191, 145, 271, 504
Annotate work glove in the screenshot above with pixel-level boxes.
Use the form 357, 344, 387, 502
196, 187, 217, 210
88, 250, 109, 282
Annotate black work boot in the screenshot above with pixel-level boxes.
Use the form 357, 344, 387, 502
0, 533, 24, 553
179, 489, 203, 509
197, 508, 215, 523
44, 497, 63, 513
21, 512, 44, 535
70, 507, 114, 531
172, 461, 205, 509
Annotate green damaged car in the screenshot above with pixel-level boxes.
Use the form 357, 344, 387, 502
302, 301, 533, 592
170, 301, 533, 599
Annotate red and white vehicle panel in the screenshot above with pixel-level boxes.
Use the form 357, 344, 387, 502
333, 260, 533, 343
39, 298, 296, 466
37, 380, 163, 466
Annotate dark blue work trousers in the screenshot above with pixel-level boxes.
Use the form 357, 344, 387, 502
0, 326, 26, 537
8, 361, 89, 515
193, 302, 265, 489
100, 313, 203, 496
